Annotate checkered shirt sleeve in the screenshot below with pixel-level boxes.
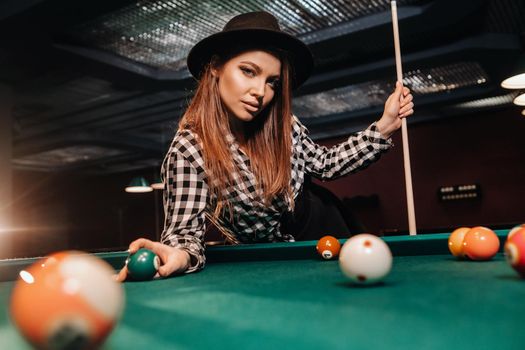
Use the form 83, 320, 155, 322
294, 116, 393, 180
160, 130, 208, 273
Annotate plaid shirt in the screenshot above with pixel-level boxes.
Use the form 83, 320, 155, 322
161, 116, 392, 272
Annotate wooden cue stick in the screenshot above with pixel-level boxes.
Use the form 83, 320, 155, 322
391, 1, 417, 235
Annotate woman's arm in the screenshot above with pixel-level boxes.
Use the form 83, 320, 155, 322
116, 131, 209, 282
160, 131, 209, 273
298, 82, 413, 180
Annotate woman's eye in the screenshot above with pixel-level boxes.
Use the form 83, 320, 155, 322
268, 79, 280, 89
240, 67, 255, 76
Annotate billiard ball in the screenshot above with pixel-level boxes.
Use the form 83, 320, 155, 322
508, 224, 525, 239
339, 234, 393, 284
448, 227, 470, 258
126, 248, 160, 281
316, 235, 341, 260
462, 226, 500, 261
504, 227, 525, 278
10, 251, 124, 350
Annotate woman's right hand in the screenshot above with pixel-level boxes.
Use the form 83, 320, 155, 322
115, 238, 191, 282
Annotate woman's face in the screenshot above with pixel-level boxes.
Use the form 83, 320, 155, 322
214, 50, 281, 124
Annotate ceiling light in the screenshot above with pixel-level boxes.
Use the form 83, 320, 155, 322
125, 177, 153, 193
501, 73, 525, 89
513, 93, 525, 106
150, 176, 164, 190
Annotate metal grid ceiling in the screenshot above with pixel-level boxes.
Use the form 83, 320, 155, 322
293, 62, 489, 119
71, 0, 424, 71
12, 146, 128, 168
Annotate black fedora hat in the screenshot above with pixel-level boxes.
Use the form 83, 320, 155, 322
187, 11, 314, 89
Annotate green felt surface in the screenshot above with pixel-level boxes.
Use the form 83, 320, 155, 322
0, 231, 509, 282
1, 250, 524, 350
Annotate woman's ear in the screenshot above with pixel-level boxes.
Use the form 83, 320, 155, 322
210, 55, 221, 78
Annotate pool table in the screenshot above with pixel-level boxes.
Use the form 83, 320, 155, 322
1, 231, 524, 350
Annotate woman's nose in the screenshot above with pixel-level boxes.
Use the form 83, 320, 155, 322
250, 79, 265, 99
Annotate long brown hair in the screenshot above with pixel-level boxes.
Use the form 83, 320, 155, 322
179, 48, 294, 218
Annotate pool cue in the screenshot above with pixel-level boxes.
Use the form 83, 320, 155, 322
391, 1, 417, 235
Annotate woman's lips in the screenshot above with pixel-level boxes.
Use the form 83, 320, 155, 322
242, 101, 259, 112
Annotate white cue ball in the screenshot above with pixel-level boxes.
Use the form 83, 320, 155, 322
339, 234, 393, 284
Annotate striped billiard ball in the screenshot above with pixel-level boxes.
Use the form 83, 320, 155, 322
10, 251, 124, 350
505, 227, 525, 278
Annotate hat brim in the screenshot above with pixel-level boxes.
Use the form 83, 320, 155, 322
187, 29, 313, 89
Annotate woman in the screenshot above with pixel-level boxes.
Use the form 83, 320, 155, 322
117, 11, 414, 281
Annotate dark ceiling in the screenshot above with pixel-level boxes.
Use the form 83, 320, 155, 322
1, 0, 524, 174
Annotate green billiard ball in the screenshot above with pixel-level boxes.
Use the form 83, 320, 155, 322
126, 248, 160, 281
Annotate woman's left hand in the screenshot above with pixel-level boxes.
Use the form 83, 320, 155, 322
376, 81, 414, 139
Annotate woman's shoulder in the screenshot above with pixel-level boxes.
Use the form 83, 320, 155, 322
168, 127, 204, 160
174, 127, 201, 147
291, 114, 309, 136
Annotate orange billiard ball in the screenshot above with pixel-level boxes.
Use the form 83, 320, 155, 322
505, 228, 525, 278
448, 227, 470, 258
508, 224, 525, 240
10, 251, 125, 350
316, 235, 341, 260
462, 226, 500, 261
